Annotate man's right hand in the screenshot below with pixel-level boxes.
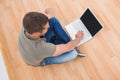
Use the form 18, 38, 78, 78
52, 30, 84, 56
75, 30, 84, 41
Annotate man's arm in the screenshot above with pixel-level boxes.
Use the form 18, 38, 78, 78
43, 8, 84, 56
52, 31, 84, 56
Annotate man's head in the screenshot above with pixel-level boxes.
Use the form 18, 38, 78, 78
23, 12, 49, 37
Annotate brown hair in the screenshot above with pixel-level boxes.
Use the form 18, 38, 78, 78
23, 12, 48, 34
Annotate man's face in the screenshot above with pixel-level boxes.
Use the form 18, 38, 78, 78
40, 22, 49, 36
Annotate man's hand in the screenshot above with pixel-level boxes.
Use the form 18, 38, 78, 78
75, 30, 84, 41
44, 8, 55, 19
52, 30, 84, 56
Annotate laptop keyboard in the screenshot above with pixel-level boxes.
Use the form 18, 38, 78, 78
65, 19, 92, 46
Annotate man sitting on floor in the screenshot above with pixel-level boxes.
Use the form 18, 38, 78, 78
18, 8, 85, 66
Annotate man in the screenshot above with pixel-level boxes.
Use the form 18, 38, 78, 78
18, 8, 85, 66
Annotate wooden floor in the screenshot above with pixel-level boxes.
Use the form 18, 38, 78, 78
0, 0, 120, 80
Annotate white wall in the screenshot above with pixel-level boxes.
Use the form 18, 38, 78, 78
0, 50, 9, 80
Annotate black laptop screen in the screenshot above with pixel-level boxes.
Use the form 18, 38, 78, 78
80, 8, 103, 36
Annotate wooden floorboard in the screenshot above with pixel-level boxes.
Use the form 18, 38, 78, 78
0, 0, 120, 80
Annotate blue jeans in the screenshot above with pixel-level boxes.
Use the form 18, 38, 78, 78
44, 17, 78, 65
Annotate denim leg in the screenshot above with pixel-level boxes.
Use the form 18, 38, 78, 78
43, 49, 78, 65
45, 17, 70, 44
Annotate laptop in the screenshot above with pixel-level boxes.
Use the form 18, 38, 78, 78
64, 8, 103, 46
